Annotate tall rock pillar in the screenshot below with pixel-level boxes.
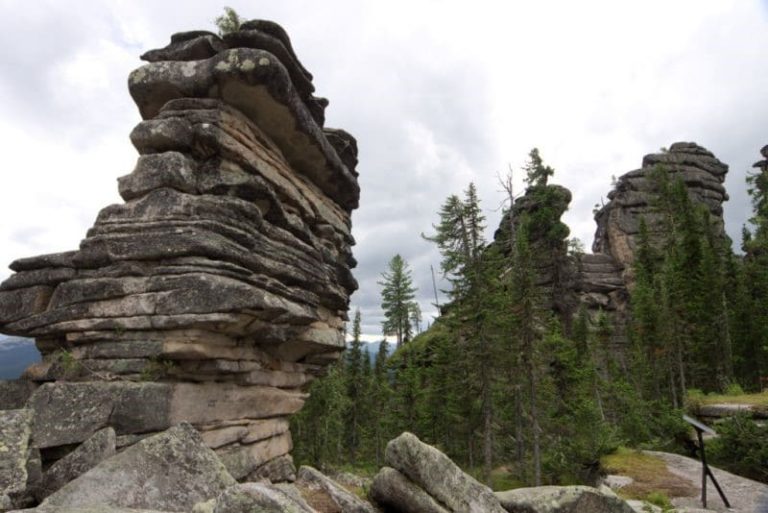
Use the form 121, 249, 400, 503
0, 20, 359, 482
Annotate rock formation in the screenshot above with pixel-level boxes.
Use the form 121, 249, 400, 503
593, 142, 729, 272
496, 143, 729, 359
0, 19, 359, 503
581, 142, 729, 355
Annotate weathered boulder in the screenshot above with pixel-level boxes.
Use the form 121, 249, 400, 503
375, 432, 506, 513
212, 482, 315, 513
0, 381, 37, 410
0, 409, 32, 509
370, 467, 449, 513
36, 427, 116, 500
246, 454, 297, 483
32, 423, 235, 512
297, 465, 376, 513
494, 486, 635, 513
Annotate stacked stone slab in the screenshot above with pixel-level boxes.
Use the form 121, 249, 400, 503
577, 142, 728, 359
593, 142, 728, 273
0, 20, 358, 487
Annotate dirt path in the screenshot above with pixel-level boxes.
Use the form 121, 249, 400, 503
644, 451, 768, 513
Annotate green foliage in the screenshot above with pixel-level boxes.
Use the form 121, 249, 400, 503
645, 491, 674, 511
214, 7, 241, 35
523, 148, 554, 188
708, 414, 768, 483
378, 255, 417, 347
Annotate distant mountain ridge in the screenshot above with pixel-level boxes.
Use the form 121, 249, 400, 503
0, 334, 40, 379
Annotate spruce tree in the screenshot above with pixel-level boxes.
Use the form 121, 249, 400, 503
345, 309, 365, 463
379, 255, 417, 348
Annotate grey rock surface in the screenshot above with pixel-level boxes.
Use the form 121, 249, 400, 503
370, 466, 450, 513
213, 482, 315, 513
297, 465, 375, 513
33, 423, 235, 512
0, 22, 359, 471
383, 432, 506, 513
494, 485, 635, 513
0, 409, 32, 504
36, 427, 116, 500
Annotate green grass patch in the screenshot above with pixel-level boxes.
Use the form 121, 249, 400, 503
694, 390, 768, 407
601, 447, 696, 501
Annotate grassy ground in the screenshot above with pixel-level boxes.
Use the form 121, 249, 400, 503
690, 390, 768, 407
601, 447, 697, 501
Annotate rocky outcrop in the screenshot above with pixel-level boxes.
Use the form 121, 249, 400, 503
494, 184, 572, 316
0, 410, 33, 510
370, 432, 507, 513
0, 18, 358, 495
593, 142, 728, 271
296, 466, 376, 513
22, 423, 236, 513
494, 486, 635, 513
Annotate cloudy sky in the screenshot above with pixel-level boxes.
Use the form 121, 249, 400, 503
0, 0, 766, 341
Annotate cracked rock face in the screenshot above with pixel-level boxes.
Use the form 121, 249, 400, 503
593, 142, 728, 270
0, 19, 358, 485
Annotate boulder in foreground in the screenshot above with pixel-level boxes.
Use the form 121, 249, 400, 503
30, 423, 235, 512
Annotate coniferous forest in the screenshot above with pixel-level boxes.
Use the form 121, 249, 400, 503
292, 147, 768, 488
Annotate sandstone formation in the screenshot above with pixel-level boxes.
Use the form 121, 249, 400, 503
0, 19, 359, 507
494, 486, 635, 513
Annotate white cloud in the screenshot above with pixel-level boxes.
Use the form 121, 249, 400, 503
0, 0, 766, 340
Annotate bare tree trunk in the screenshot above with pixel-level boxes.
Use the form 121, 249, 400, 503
515, 384, 525, 463
481, 353, 493, 484
529, 366, 541, 486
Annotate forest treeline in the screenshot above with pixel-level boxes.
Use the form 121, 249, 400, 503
292, 149, 768, 486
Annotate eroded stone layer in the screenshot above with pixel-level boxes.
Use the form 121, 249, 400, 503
0, 19, 358, 482
593, 142, 728, 271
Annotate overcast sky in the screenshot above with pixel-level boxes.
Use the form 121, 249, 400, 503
0, 0, 766, 341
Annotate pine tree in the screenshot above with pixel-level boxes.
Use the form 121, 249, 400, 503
214, 7, 241, 35
345, 309, 365, 463
379, 255, 417, 348
738, 154, 768, 390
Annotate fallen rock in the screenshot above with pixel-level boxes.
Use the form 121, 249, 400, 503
297, 465, 375, 513
0, 409, 32, 508
383, 432, 506, 513
0, 381, 37, 410
213, 482, 315, 513
33, 423, 235, 512
370, 466, 449, 513
494, 485, 635, 513
36, 427, 116, 500
246, 454, 297, 483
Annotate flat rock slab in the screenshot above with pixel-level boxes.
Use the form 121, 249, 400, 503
494, 485, 635, 513
33, 423, 235, 512
37, 427, 116, 500
297, 465, 375, 513
0, 381, 37, 410
213, 482, 315, 513
384, 432, 506, 513
645, 450, 768, 513
0, 409, 32, 499
370, 466, 449, 513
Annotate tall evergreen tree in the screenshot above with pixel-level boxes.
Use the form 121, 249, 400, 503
379, 255, 417, 348
345, 309, 365, 463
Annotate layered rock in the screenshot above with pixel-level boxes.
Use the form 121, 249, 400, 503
0, 18, 358, 496
494, 143, 729, 360
493, 184, 573, 317
593, 142, 728, 271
